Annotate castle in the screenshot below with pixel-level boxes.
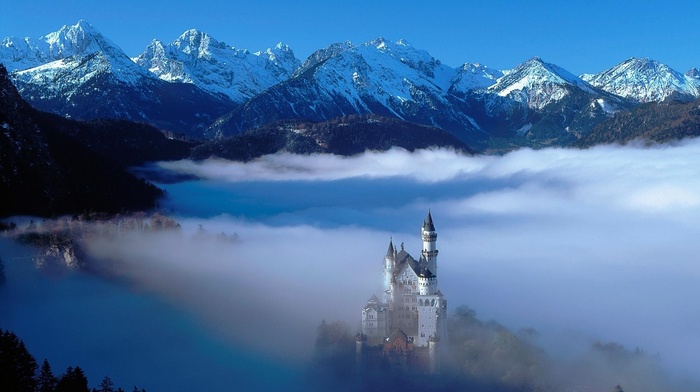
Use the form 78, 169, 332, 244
357, 211, 447, 374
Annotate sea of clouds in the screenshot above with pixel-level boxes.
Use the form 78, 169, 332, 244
4, 140, 700, 390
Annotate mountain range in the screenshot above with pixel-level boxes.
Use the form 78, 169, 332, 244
2, 20, 700, 152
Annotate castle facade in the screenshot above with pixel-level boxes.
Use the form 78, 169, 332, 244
357, 211, 447, 374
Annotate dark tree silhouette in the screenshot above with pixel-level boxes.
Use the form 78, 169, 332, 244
56, 366, 90, 392
0, 329, 38, 392
37, 358, 58, 392
96, 375, 115, 392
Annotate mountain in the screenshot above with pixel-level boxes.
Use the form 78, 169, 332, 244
4, 22, 700, 153
580, 58, 700, 103
1, 21, 235, 138
449, 63, 503, 94
576, 96, 700, 147
446, 57, 631, 150
206, 46, 635, 150
0, 64, 167, 217
204, 38, 485, 144
132, 30, 300, 103
191, 114, 473, 161
486, 57, 597, 110
0, 19, 121, 71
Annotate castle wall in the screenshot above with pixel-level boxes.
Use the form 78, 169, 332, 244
416, 294, 446, 347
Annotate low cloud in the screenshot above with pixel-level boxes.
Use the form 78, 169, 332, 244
153, 139, 700, 379
6, 139, 700, 390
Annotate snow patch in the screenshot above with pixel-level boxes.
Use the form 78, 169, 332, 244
515, 123, 532, 136
592, 98, 617, 115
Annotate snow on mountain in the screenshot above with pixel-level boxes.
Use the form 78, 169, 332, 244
0, 20, 129, 72
10, 20, 156, 92
318, 37, 457, 109
132, 30, 300, 102
686, 67, 700, 79
580, 58, 700, 103
449, 63, 502, 94
207, 37, 483, 140
487, 57, 595, 109
4, 21, 234, 136
292, 41, 353, 77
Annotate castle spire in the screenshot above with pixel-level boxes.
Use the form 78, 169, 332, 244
386, 237, 394, 258
423, 210, 435, 232
421, 210, 438, 277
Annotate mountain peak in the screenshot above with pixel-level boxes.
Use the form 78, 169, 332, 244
274, 42, 290, 51
132, 30, 299, 103
488, 57, 592, 109
38, 19, 125, 61
177, 29, 213, 43
581, 57, 698, 102
686, 67, 700, 79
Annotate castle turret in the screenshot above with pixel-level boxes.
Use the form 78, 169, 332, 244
421, 210, 438, 276
383, 238, 395, 303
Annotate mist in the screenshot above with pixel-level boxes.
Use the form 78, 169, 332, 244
4, 140, 700, 390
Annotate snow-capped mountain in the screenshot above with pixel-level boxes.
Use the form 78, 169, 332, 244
206, 38, 485, 142
3, 21, 699, 151
580, 58, 700, 103
0, 20, 120, 71
11, 21, 157, 94
487, 57, 596, 110
2, 21, 235, 136
132, 30, 300, 102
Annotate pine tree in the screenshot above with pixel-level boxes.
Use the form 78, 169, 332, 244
0, 329, 38, 392
97, 376, 115, 392
37, 358, 58, 392
56, 366, 89, 392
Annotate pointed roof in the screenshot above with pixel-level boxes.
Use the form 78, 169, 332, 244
386, 237, 395, 258
422, 210, 435, 231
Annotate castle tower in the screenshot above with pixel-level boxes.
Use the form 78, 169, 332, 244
421, 210, 438, 276
383, 238, 395, 303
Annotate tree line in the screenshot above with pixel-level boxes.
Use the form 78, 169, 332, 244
0, 329, 147, 392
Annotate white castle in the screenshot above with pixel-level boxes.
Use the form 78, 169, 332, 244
357, 211, 447, 374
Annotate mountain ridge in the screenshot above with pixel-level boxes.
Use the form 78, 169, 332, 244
3, 20, 236, 138
3, 20, 700, 151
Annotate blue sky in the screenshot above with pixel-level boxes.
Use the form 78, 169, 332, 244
2, 1, 699, 76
